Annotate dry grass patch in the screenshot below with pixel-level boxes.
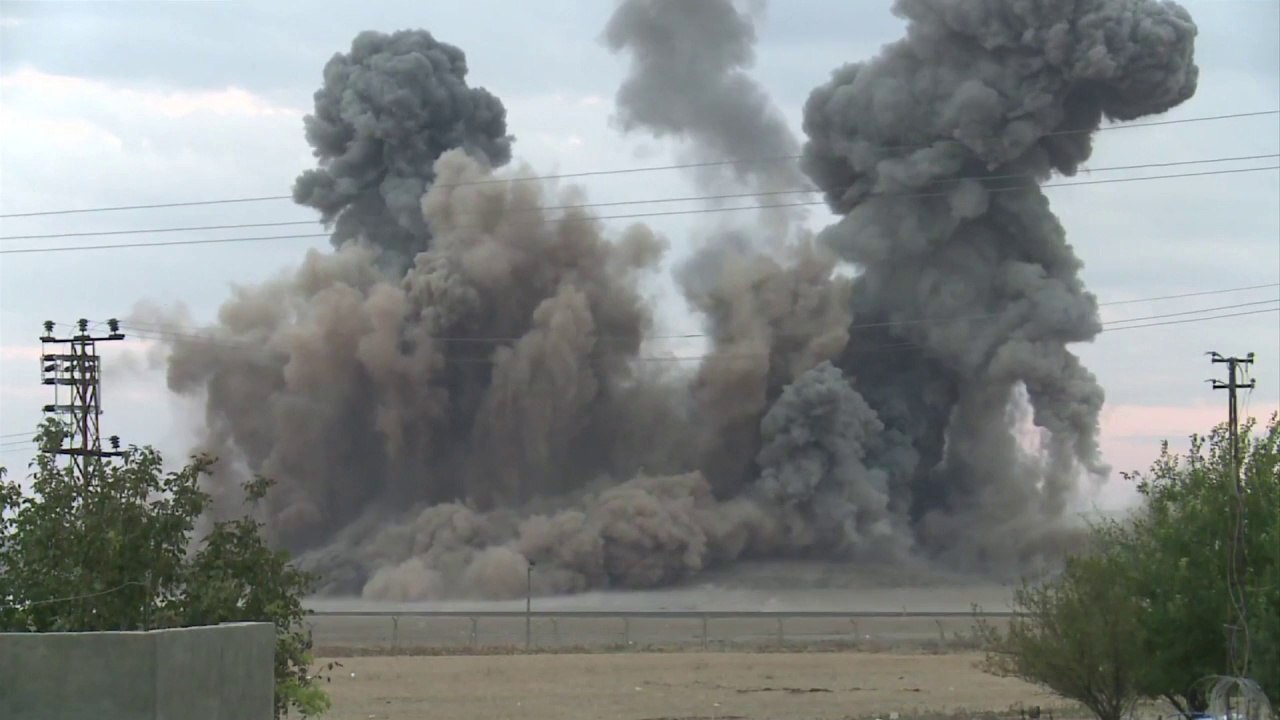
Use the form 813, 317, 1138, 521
318, 651, 1080, 720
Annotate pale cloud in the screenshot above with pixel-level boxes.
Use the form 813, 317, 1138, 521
1094, 400, 1280, 507
0, 68, 309, 214
143, 86, 301, 119
0, 344, 41, 362
1102, 402, 1280, 440
0, 67, 302, 125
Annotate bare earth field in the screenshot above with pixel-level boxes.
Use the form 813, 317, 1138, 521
318, 651, 1073, 720
311, 565, 1046, 718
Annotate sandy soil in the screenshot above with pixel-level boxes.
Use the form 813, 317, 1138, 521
318, 652, 1072, 720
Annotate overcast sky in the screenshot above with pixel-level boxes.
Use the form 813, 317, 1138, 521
0, 0, 1277, 506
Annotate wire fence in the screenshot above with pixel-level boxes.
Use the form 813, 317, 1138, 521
3, 585, 1015, 655
306, 609, 1015, 655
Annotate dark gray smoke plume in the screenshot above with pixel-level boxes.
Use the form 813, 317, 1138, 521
803, 0, 1198, 564
607, 0, 1196, 566
293, 30, 513, 262
149, 1, 1198, 601
755, 362, 909, 559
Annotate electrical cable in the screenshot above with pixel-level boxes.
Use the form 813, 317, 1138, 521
3, 165, 1277, 256
80, 298, 1280, 361
1, 109, 1275, 219
5, 152, 1276, 242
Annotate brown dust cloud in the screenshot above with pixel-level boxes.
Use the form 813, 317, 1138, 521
139, 0, 1200, 601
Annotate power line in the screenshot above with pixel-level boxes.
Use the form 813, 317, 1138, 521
0, 232, 330, 255
3, 165, 1277, 256
114, 285, 1280, 341
83, 295, 1280, 364
2, 305, 1271, 455
0, 195, 293, 220
102, 284, 1280, 344
5, 153, 1276, 242
1099, 282, 1280, 306
0, 219, 318, 242
109, 285, 1280, 347
1102, 298, 1279, 324
1, 110, 1276, 220
1099, 307, 1278, 332
89, 307, 1280, 372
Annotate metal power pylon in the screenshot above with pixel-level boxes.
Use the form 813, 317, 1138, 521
39, 318, 126, 482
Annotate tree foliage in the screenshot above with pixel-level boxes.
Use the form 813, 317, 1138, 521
0, 420, 330, 717
980, 413, 1280, 719
1125, 415, 1280, 712
979, 542, 1147, 720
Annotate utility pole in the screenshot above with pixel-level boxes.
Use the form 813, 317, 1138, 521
39, 319, 126, 482
1208, 350, 1255, 677
1210, 352, 1256, 486
525, 559, 535, 651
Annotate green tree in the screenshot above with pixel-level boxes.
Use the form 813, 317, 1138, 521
0, 420, 331, 717
1123, 415, 1280, 712
978, 414, 1280, 719
979, 541, 1148, 720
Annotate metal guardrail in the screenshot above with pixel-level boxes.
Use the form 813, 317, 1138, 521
308, 609, 1013, 652
311, 609, 1012, 619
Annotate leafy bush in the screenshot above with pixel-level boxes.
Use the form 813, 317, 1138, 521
979, 414, 1279, 718
0, 420, 330, 717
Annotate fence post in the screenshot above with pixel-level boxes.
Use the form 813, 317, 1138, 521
470, 617, 478, 648
391, 616, 400, 654
701, 614, 709, 650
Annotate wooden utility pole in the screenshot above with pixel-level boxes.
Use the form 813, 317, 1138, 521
1210, 352, 1255, 486
39, 318, 126, 482
1208, 351, 1255, 676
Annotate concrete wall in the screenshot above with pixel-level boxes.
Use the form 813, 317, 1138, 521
0, 622, 274, 720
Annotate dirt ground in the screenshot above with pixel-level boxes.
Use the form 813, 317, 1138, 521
318, 651, 1073, 720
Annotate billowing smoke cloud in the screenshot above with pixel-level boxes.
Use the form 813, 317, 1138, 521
293, 30, 513, 262
802, 0, 1197, 562
607, 0, 850, 497
604, 0, 806, 204
755, 362, 908, 559
148, 1, 1199, 601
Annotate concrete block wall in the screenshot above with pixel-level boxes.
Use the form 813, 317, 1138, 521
0, 622, 275, 720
